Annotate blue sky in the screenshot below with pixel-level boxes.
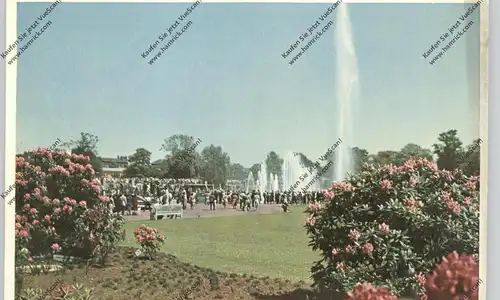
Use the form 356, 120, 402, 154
16, 3, 480, 167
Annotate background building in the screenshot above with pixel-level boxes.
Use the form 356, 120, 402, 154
99, 156, 129, 177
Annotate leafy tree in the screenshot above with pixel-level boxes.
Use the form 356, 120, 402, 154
370, 150, 400, 167
160, 134, 202, 179
165, 150, 200, 179
227, 163, 248, 181
397, 143, 434, 163
265, 151, 284, 178
200, 145, 230, 186
351, 147, 369, 172
432, 130, 464, 171
160, 134, 198, 153
150, 159, 169, 178
249, 163, 261, 180
61, 132, 102, 174
123, 148, 152, 178
459, 138, 481, 176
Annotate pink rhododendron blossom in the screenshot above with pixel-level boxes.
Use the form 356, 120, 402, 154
362, 243, 374, 255
33, 188, 41, 196
307, 203, 322, 213
348, 229, 361, 241
403, 197, 423, 212
465, 179, 477, 191
15, 215, 21, 222
382, 164, 398, 174
32, 219, 40, 225
29, 208, 38, 214
378, 222, 390, 233
51, 243, 60, 251
442, 191, 452, 201
79, 201, 87, 207
305, 217, 316, 226
15, 179, 28, 186
346, 283, 398, 300
52, 198, 60, 206
91, 184, 101, 194
16, 156, 25, 166
380, 179, 392, 191
332, 248, 340, 256
464, 197, 473, 206
50, 165, 71, 176
345, 245, 355, 254
445, 199, 462, 214
43, 215, 51, 222
401, 160, 416, 172
63, 205, 73, 213
53, 208, 61, 216
24, 193, 31, 200
415, 273, 426, 286
323, 190, 334, 199
332, 181, 354, 192
18, 230, 28, 237
15, 223, 21, 229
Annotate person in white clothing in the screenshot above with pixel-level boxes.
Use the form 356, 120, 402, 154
120, 194, 127, 215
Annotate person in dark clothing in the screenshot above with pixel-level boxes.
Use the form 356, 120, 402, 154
209, 193, 216, 211
217, 190, 223, 204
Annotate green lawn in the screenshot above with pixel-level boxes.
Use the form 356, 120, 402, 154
122, 209, 319, 282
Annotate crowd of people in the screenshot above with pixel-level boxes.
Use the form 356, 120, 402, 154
102, 177, 326, 215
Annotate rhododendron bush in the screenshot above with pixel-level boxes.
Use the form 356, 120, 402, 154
134, 224, 166, 259
305, 158, 479, 296
15, 148, 123, 261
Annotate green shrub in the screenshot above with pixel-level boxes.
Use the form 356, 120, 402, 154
305, 158, 479, 296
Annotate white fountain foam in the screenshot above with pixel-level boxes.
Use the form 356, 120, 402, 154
245, 171, 255, 193
282, 152, 311, 192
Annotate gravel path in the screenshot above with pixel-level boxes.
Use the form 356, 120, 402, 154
124, 203, 288, 221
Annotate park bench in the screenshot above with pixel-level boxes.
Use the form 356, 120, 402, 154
150, 204, 183, 220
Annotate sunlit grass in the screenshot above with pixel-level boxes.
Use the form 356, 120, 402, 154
122, 207, 318, 282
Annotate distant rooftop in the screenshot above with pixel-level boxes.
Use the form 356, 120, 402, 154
99, 156, 129, 164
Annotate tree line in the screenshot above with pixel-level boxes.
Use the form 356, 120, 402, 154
46, 130, 480, 186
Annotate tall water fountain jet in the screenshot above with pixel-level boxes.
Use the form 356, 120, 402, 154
257, 162, 268, 203
333, 3, 358, 182
245, 171, 255, 193
282, 152, 310, 192
276, 174, 281, 191
273, 174, 279, 191
269, 173, 273, 191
